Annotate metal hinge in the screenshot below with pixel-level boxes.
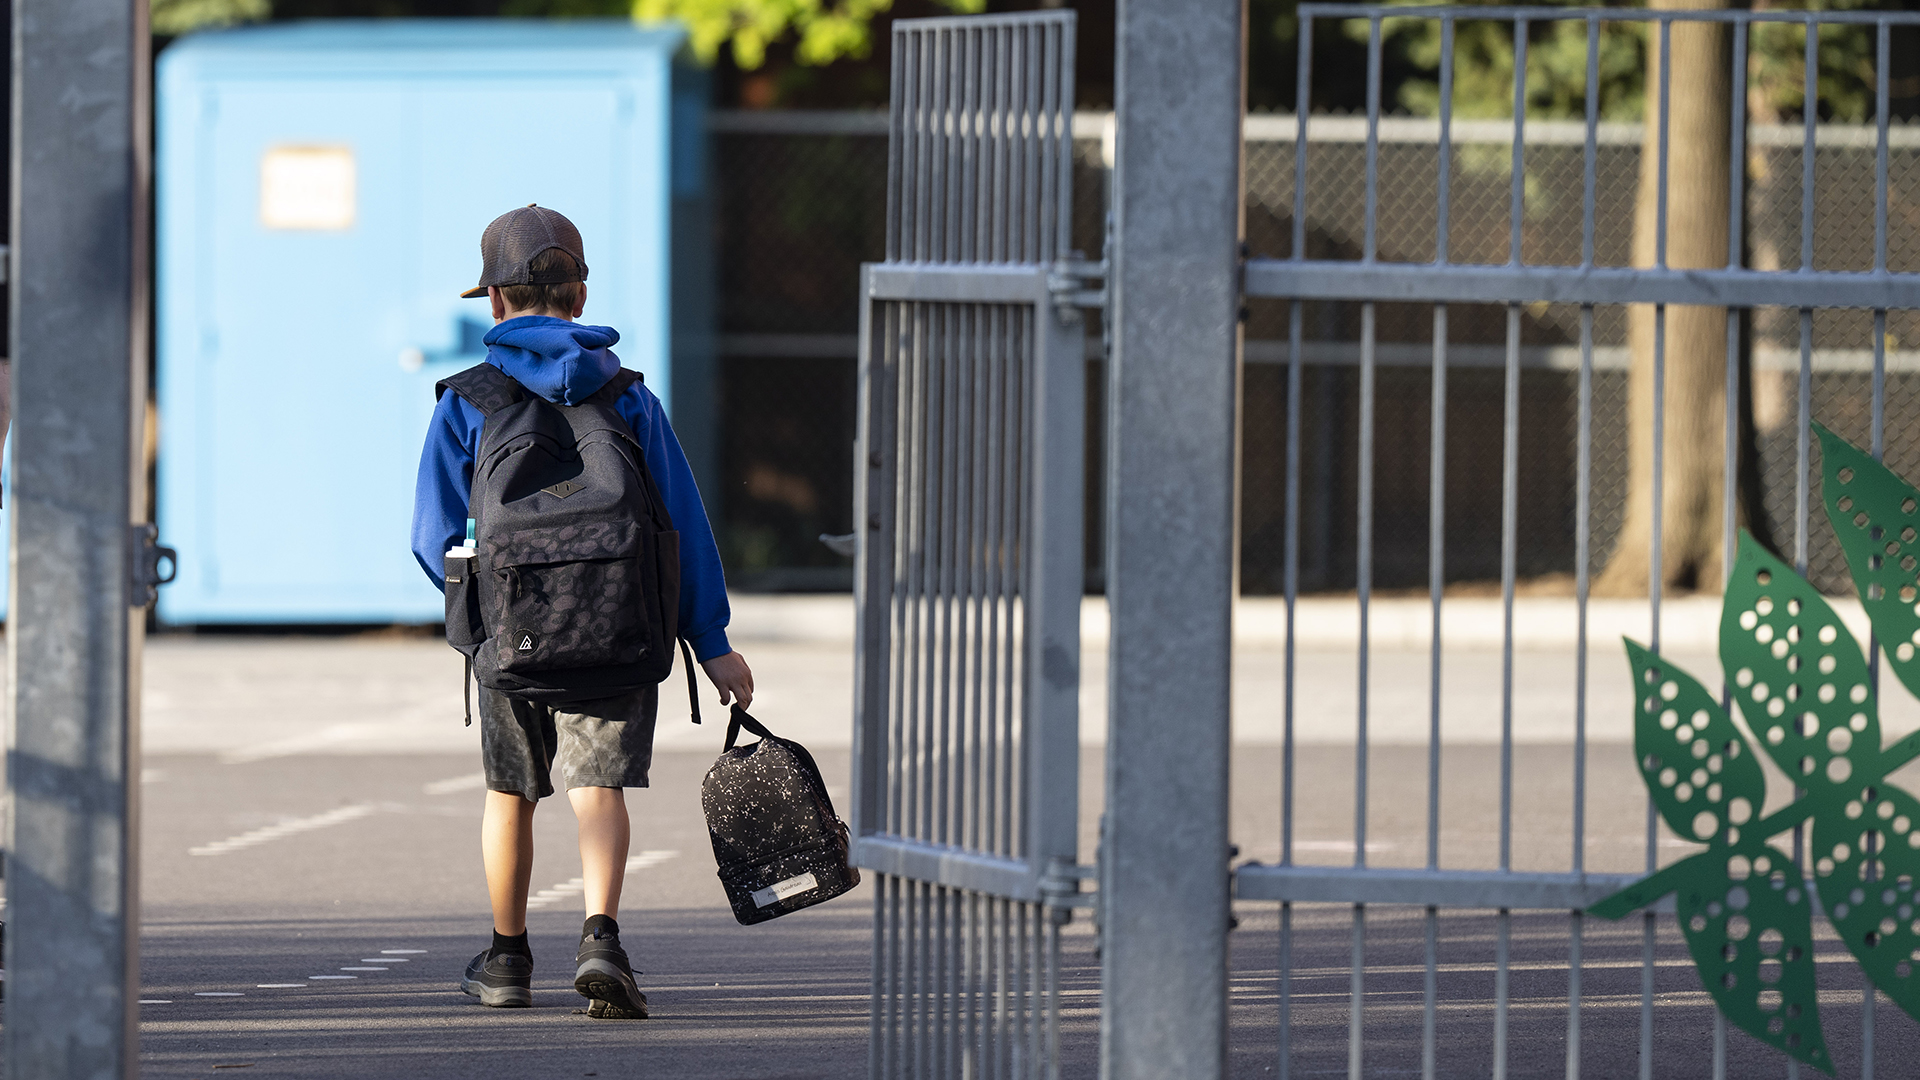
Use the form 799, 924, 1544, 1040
1039, 856, 1099, 924
1048, 254, 1107, 319
129, 523, 178, 608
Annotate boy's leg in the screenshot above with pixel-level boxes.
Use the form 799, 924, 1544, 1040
482, 790, 537, 935
568, 785, 630, 919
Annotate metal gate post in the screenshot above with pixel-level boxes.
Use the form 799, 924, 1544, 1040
6, 0, 150, 1076
1101, 0, 1244, 1076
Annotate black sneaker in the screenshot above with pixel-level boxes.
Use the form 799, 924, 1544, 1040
574, 928, 648, 1019
460, 949, 532, 1008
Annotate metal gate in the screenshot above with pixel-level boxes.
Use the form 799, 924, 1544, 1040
850, 11, 1092, 1079
1234, 5, 1920, 1078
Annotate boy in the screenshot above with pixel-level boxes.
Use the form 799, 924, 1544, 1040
411, 204, 752, 1018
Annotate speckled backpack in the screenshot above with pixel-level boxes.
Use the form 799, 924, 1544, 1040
703, 706, 860, 925
438, 363, 693, 709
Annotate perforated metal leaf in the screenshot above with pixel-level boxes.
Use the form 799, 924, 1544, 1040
1721, 533, 1883, 794
1675, 840, 1831, 1073
1625, 639, 1767, 845
1816, 423, 1920, 702
1809, 782, 1920, 1024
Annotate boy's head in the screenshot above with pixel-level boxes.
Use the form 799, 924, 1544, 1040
461, 204, 589, 321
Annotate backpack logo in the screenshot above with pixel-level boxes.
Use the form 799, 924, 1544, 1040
541, 479, 586, 499
516, 631, 537, 652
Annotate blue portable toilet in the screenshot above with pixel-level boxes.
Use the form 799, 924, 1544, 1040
151, 20, 711, 624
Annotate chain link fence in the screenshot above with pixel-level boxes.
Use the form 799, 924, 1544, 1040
711, 110, 1920, 594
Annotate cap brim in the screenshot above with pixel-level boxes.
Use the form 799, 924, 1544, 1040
460, 285, 489, 299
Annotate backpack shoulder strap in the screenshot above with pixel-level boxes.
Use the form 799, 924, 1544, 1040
586, 367, 642, 408
437, 363, 523, 417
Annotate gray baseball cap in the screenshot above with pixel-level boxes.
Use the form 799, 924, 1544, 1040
460, 204, 589, 299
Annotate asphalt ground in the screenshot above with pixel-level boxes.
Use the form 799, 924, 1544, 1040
57, 631, 1920, 1075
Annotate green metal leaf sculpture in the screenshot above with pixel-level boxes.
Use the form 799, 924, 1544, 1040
1810, 783, 1920, 1018
1720, 536, 1879, 797
1816, 422, 1920, 702
1602, 640, 1828, 1066
1591, 429, 1920, 1070
1626, 639, 1767, 846
1675, 837, 1828, 1070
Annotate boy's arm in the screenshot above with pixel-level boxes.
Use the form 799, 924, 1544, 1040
617, 382, 732, 662
410, 392, 483, 592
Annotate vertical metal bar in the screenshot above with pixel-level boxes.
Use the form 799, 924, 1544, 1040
1436, 16, 1453, 264
1802, 18, 1817, 273
874, 879, 887, 1080
1510, 18, 1528, 266
1567, 911, 1583, 1080
1500, 300, 1519, 873
1427, 303, 1446, 875
917, 29, 936, 262
984, 306, 1005, 857
992, 26, 1011, 264
1349, 905, 1366, 1080
1876, 20, 1891, 275
1364, 17, 1381, 262
1494, 910, 1511, 1080
938, 312, 959, 853
1656, 17, 1671, 271
1358, 300, 1376, 869
1575, 303, 1593, 875
1713, 1013, 1727, 1080
9, 0, 152, 1068
887, 27, 908, 261
1054, 22, 1077, 261
1022, 26, 1043, 264
959, 28, 979, 265
1104, 0, 1241, 1068
1796, 309, 1812, 572
930, 28, 951, 263
1025, 232, 1086, 875
1581, 15, 1598, 268
1291, 14, 1311, 261
1284, 299, 1302, 871
1422, 907, 1438, 1080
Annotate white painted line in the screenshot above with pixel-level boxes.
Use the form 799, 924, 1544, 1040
380, 949, 427, 955
194, 992, 244, 997
422, 772, 487, 796
139, 999, 173, 1004
340, 966, 386, 971
626, 850, 678, 873
309, 975, 356, 980
256, 983, 306, 988
189, 803, 378, 857
360, 958, 404, 963
524, 849, 679, 910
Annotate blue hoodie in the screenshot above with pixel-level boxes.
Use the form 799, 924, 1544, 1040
410, 316, 731, 662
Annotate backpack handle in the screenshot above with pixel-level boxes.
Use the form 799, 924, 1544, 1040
724, 704, 774, 751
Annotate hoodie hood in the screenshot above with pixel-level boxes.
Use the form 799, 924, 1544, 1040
482, 316, 622, 405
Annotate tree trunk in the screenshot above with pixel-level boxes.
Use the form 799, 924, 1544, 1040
1594, 0, 1742, 597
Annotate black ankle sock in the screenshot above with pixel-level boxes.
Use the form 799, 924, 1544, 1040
490, 929, 530, 959
582, 914, 619, 940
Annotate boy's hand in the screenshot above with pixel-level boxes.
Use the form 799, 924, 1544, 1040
700, 651, 754, 711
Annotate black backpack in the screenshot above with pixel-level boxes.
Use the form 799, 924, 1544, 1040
438, 363, 693, 714
703, 707, 859, 925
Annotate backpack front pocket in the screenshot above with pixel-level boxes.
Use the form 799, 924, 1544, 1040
487, 521, 646, 674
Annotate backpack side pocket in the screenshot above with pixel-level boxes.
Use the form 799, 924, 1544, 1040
444, 554, 484, 648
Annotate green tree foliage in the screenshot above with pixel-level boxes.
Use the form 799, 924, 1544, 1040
634, 0, 982, 70
152, 0, 269, 35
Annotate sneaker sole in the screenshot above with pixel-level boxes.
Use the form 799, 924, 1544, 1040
574, 959, 648, 1019
459, 974, 532, 1008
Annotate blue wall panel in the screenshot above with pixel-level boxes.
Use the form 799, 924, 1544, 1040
154, 21, 689, 624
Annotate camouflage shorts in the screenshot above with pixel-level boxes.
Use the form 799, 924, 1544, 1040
477, 685, 659, 800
